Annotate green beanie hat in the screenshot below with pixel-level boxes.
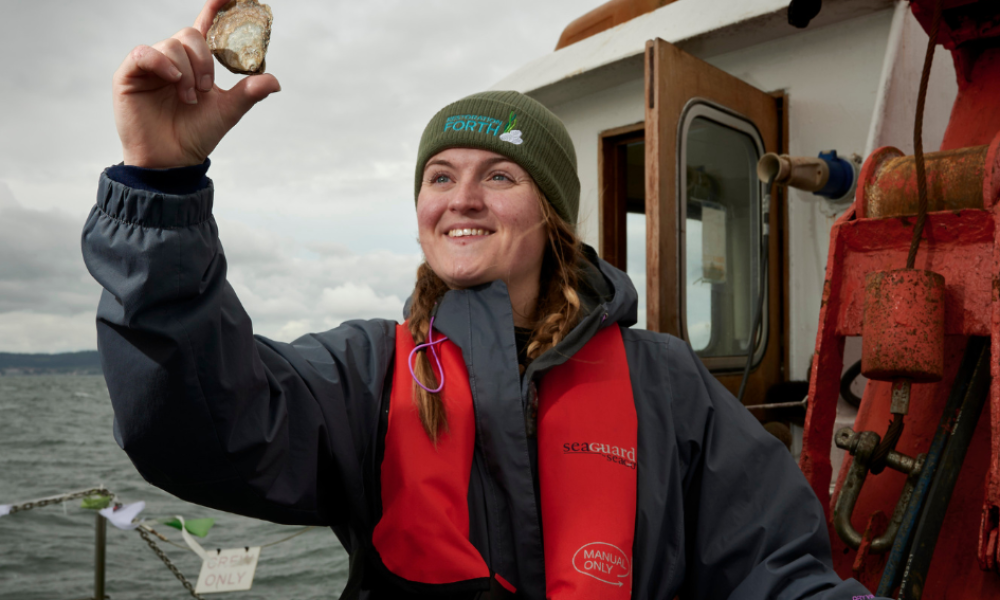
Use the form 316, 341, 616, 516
414, 90, 580, 224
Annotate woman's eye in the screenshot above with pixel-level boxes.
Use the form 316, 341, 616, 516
432, 174, 451, 184
491, 173, 510, 182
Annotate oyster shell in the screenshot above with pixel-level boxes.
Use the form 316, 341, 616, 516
207, 0, 273, 75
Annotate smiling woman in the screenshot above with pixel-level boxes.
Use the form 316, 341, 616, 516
80, 1, 882, 599
409, 135, 585, 441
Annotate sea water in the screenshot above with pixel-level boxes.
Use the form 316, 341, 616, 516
0, 375, 348, 599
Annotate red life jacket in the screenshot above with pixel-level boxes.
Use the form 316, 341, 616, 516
372, 323, 637, 598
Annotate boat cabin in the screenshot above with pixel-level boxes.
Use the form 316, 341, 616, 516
492, 0, 958, 452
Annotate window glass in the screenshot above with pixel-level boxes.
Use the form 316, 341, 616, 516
684, 115, 761, 358
685, 217, 710, 350
626, 212, 646, 329
623, 141, 646, 329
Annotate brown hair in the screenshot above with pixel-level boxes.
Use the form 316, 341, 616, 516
408, 188, 585, 442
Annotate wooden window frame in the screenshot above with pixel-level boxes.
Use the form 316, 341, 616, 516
644, 37, 788, 402
678, 100, 768, 372
598, 122, 646, 271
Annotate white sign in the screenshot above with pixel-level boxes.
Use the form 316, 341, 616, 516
701, 202, 727, 284
195, 547, 261, 594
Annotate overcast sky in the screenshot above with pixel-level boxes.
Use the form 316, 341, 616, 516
0, 0, 607, 353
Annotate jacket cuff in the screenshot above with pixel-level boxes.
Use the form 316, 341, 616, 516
96, 167, 214, 229
106, 159, 211, 195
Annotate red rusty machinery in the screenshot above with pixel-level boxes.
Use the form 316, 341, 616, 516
800, 0, 1000, 597
861, 270, 945, 383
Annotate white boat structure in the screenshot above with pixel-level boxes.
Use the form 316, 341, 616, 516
495, 0, 1000, 596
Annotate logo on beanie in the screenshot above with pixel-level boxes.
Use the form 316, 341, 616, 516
443, 114, 504, 136
499, 111, 523, 145
441, 111, 523, 145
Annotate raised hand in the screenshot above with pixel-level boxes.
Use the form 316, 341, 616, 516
113, 0, 280, 168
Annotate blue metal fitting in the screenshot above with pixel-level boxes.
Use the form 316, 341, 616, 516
815, 150, 857, 200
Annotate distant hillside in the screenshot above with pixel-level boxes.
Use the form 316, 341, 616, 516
0, 351, 102, 375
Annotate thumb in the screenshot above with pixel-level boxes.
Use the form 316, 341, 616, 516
217, 73, 281, 127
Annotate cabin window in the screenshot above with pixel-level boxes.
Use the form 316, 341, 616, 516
644, 37, 785, 400
599, 124, 647, 328
680, 103, 765, 363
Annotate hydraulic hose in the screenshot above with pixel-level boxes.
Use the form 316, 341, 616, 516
875, 336, 990, 595
840, 359, 863, 408
895, 337, 991, 599
737, 174, 775, 402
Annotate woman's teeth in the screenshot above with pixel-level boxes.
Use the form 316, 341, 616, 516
448, 228, 489, 237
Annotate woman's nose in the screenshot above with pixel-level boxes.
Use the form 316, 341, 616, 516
448, 180, 486, 213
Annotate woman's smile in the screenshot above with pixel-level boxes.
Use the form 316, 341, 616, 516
446, 227, 493, 238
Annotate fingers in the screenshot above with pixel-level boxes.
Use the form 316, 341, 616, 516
174, 27, 215, 94
143, 28, 214, 104
194, 0, 234, 36
116, 44, 183, 89
154, 37, 198, 105
217, 74, 281, 128
242, 73, 281, 101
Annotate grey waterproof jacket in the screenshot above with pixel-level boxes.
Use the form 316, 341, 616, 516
82, 169, 883, 600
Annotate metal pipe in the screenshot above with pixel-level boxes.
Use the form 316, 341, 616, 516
95, 512, 107, 600
757, 153, 829, 192
745, 397, 807, 411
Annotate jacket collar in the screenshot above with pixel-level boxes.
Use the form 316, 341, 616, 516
402, 243, 638, 342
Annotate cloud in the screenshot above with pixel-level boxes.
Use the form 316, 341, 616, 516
318, 283, 406, 324
0, 183, 99, 316
0, 312, 99, 354
0, 0, 608, 351
0, 186, 421, 352
219, 216, 421, 339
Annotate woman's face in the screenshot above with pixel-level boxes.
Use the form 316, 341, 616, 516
417, 148, 546, 294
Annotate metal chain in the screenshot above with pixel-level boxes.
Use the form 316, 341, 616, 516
137, 526, 206, 600
7, 486, 313, 599
6, 487, 112, 515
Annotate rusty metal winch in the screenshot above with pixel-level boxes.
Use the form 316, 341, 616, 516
801, 91, 1000, 600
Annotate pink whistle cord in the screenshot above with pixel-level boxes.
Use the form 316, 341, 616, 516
408, 315, 448, 393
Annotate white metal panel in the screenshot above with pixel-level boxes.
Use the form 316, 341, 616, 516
543, 78, 646, 248
865, 0, 958, 156
492, 0, 893, 106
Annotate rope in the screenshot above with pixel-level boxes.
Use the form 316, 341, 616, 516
145, 524, 316, 553
261, 525, 316, 548
905, 0, 945, 270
